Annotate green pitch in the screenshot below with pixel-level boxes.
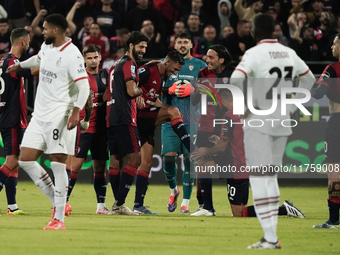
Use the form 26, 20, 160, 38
0, 182, 339, 255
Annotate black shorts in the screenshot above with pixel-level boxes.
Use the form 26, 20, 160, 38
75, 129, 108, 160
196, 131, 215, 148
325, 113, 340, 163
0, 127, 25, 156
137, 117, 157, 147
108, 125, 140, 156
226, 178, 249, 205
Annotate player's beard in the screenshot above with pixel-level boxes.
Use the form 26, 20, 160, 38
21, 45, 29, 55
132, 46, 143, 60
178, 47, 189, 57
45, 35, 56, 45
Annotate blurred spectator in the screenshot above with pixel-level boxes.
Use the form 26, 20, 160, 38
187, 12, 202, 45
192, 25, 221, 60
167, 21, 186, 50
30, 9, 47, 37
273, 23, 289, 46
124, 0, 166, 39
223, 19, 255, 61
3, 0, 29, 29
217, 0, 232, 37
103, 46, 125, 70
222, 25, 234, 39
95, 0, 121, 38
287, 12, 307, 38
306, 0, 323, 29
83, 22, 110, 61
153, 0, 182, 36
23, 25, 43, 60
68, 12, 94, 49
33, 0, 71, 16
290, 0, 306, 14
69, 0, 95, 31
265, 6, 278, 21
314, 11, 337, 60
141, 19, 166, 58
110, 27, 130, 59
291, 24, 319, 61
0, 18, 10, 58
235, 0, 263, 22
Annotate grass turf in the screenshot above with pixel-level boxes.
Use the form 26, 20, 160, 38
0, 182, 339, 254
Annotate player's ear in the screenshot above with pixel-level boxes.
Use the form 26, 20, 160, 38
219, 58, 225, 65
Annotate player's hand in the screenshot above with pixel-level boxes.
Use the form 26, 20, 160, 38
168, 80, 181, 95
209, 134, 220, 145
176, 81, 194, 97
195, 81, 212, 95
136, 96, 145, 109
38, 9, 48, 16
80, 119, 89, 134
67, 108, 80, 130
6, 63, 22, 73
144, 59, 161, 65
191, 147, 209, 160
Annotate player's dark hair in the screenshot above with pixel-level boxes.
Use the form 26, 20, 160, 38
175, 32, 191, 42
188, 12, 199, 18
90, 22, 100, 28
10, 28, 29, 44
82, 44, 101, 56
209, 44, 231, 66
0, 18, 8, 24
237, 19, 249, 27
335, 33, 340, 41
254, 14, 275, 41
125, 31, 149, 51
45, 14, 68, 32
218, 88, 233, 100
166, 50, 185, 65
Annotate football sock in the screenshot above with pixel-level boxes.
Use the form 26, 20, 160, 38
5, 174, 18, 206
182, 155, 194, 200
328, 198, 340, 224
0, 165, 11, 191
19, 161, 55, 205
51, 162, 68, 223
196, 180, 204, 205
109, 167, 120, 200
249, 175, 279, 244
97, 203, 105, 211
67, 171, 79, 202
93, 171, 107, 204
181, 199, 190, 208
199, 176, 213, 211
134, 170, 149, 207
170, 187, 178, 195
242, 205, 287, 217
116, 164, 137, 206
163, 155, 177, 189
66, 167, 71, 182
170, 118, 195, 152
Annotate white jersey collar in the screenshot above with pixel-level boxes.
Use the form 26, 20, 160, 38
257, 39, 278, 45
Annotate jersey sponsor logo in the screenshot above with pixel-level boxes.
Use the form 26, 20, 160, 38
223, 77, 228, 84
138, 68, 145, 74
189, 65, 194, 71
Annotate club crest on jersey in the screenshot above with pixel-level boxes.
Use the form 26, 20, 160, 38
101, 78, 107, 85
189, 65, 193, 71
223, 77, 228, 84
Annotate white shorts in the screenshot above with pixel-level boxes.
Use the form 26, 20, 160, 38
244, 129, 288, 167
21, 115, 76, 155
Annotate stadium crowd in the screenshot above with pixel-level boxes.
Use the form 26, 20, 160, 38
0, 0, 339, 64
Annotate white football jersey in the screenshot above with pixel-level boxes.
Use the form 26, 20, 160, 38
235, 39, 310, 136
33, 39, 88, 121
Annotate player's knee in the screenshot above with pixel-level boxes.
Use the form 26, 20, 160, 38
169, 107, 181, 119
163, 155, 176, 166
127, 154, 141, 168
140, 160, 153, 172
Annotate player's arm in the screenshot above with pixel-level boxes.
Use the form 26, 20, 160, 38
66, 1, 80, 35
192, 138, 229, 160
80, 93, 93, 133
6, 54, 41, 73
311, 65, 336, 99
126, 80, 142, 98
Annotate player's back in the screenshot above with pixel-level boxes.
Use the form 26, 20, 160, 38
0, 54, 27, 129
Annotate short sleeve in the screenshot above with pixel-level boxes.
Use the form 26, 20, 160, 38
68, 53, 88, 82
234, 50, 255, 77
220, 114, 235, 140
122, 60, 137, 83
8, 58, 19, 79
292, 51, 310, 77
138, 66, 150, 86
316, 65, 337, 88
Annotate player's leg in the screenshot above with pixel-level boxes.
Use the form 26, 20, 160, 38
107, 126, 121, 200
112, 125, 140, 215
65, 155, 72, 180
227, 179, 249, 217
18, 118, 54, 208
245, 130, 279, 247
67, 157, 84, 201
133, 141, 158, 214
161, 124, 181, 212
180, 154, 194, 213
156, 106, 195, 152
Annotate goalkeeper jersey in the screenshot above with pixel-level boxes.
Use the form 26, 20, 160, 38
161, 56, 207, 126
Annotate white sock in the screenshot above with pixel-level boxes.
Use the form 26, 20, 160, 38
19, 161, 55, 205
249, 176, 279, 243
97, 203, 105, 211
181, 199, 190, 207
8, 204, 18, 211
170, 186, 178, 195
51, 162, 67, 223
267, 175, 280, 241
